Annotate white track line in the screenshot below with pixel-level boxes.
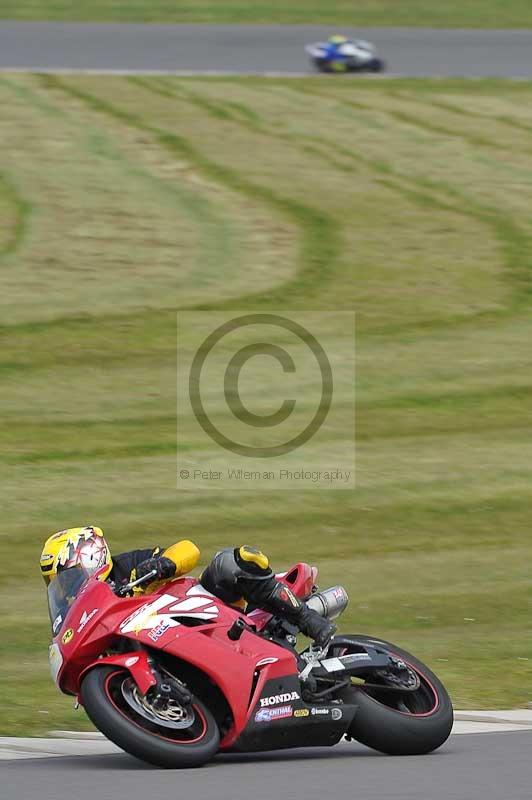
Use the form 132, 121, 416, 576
452, 720, 532, 735
1, 67, 312, 76
1, 713, 531, 760
2, 67, 529, 80
0, 736, 121, 760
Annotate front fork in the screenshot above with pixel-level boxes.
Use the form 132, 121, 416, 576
77, 649, 157, 703
76, 649, 193, 711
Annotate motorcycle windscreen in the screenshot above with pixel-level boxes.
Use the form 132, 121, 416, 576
47, 565, 90, 635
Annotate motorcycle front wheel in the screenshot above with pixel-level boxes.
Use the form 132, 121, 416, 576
333, 635, 453, 755
367, 57, 386, 72
80, 666, 220, 767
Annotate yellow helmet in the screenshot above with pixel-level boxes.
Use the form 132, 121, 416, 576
329, 34, 349, 44
40, 526, 112, 586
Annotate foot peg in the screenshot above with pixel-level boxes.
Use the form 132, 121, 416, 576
227, 618, 246, 641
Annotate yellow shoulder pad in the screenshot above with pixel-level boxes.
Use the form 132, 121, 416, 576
239, 545, 269, 570
163, 540, 200, 576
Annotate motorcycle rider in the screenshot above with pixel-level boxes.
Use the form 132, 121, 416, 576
324, 34, 352, 62
40, 526, 335, 647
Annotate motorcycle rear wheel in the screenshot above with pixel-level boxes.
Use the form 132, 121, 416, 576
334, 635, 453, 755
367, 58, 385, 72
81, 665, 220, 767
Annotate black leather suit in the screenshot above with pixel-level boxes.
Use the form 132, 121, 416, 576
200, 546, 335, 646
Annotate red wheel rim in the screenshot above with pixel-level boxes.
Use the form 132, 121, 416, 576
103, 670, 208, 744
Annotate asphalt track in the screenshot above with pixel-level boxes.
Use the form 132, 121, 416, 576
1, 22, 532, 76
2, 732, 531, 800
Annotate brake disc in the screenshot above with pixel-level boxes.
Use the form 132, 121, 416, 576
121, 678, 195, 729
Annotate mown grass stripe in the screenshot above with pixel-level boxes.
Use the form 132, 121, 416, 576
43, 74, 343, 309
0, 173, 30, 259
130, 75, 355, 188
25, 72, 239, 290
288, 81, 532, 310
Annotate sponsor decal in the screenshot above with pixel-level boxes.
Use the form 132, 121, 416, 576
331, 707, 343, 721
77, 608, 98, 633
255, 705, 293, 723
294, 708, 310, 718
186, 584, 217, 599
52, 614, 63, 635
169, 597, 217, 614
120, 602, 151, 631
148, 620, 172, 642
168, 598, 219, 621
62, 628, 74, 645
40, 553, 53, 562
311, 707, 329, 716
120, 593, 219, 637
119, 595, 178, 635
125, 656, 139, 667
279, 587, 300, 609
320, 657, 346, 673
260, 691, 300, 708
321, 654, 370, 673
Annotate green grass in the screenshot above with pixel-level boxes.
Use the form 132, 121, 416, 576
1, 74, 532, 736
2, 0, 532, 27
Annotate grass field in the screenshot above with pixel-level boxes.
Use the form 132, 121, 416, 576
1, 73, 532, 735
2, 0, 532, 28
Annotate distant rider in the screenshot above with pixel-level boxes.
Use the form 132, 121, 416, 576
324, 34, 352, 62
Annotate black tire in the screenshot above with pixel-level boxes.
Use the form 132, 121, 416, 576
314, 59, 330, 73
80, 666, 220, 768
368, 58, 385, 72
335, 635, 453, 755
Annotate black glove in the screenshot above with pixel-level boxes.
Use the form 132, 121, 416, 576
135, 556, 176, 582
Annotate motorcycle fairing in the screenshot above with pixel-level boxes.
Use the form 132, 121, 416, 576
232, 676, 357, 752
78, 650, 156, 696
52, 575, 303, 746
147, 621, 299, 747
50, 563, 359, 753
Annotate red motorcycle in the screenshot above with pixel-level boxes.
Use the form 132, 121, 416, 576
47, 562, 453, 767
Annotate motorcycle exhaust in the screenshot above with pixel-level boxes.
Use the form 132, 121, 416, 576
305, 585, 348, 620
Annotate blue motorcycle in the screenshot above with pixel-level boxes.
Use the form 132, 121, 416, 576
306, 36, 385, 73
